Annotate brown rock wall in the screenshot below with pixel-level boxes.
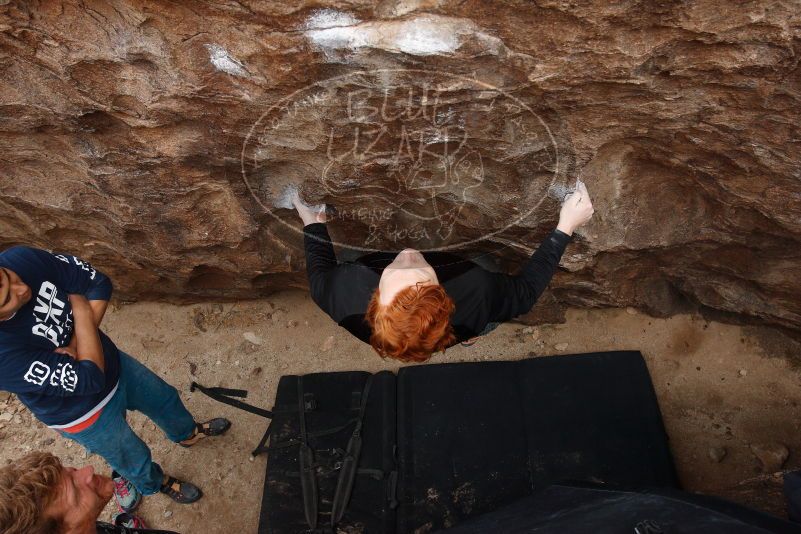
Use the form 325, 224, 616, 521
1, 1, 799, 332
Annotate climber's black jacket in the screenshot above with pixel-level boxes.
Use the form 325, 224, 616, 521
302, 222, 572, 345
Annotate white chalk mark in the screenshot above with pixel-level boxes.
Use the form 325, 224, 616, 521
548, 183, 573, 203
204, 44, 248, 77
393, 18, 461, 55
273, 183, 299, 209
303, 9, 360, 30
549, 172, 588, 204
302, 13, 501, 57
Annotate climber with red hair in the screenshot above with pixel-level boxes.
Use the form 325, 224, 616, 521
292, 182, 594, 362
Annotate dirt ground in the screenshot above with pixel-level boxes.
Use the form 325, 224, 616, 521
1, 290, 800, 532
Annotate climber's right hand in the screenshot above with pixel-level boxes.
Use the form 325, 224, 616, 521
291, 189, 327, 226
556, 181, 594, 236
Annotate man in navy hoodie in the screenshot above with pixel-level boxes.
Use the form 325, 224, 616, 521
0, 246, 231, 507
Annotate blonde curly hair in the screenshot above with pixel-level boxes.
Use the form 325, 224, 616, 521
0, 451, 62, 534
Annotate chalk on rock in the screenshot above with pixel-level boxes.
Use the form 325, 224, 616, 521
243, 332, 263, 345
163, 510, 173, 519
204, 44, 248, 77
321, 335, 335, 351
554, 342, 569, 351
739, 369, 748, 377
273, 183, 299, 209
547, 183, 572, 202
626, 307, 637, 315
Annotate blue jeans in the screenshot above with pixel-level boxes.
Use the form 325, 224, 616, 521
63, 351, 196, 494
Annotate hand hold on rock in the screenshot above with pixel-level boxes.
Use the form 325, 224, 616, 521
750, 442, 789, 473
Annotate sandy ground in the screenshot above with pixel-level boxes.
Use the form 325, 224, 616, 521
1, 291, 800, 533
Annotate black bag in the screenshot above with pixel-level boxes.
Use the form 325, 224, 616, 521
193, 351, 678, 533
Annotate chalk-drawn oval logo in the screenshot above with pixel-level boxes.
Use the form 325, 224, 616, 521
242, 69, 561, 252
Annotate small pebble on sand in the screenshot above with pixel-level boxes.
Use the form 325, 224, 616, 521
243, 332, 263, 345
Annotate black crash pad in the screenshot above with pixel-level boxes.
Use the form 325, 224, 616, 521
200, 351, 678, 533
444, 485, 801, 534
396, 351, 678, 531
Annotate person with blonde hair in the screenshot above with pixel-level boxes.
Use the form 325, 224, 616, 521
293, 182, 594, 362
0, 450, 174, 533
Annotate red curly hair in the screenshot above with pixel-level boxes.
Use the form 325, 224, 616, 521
365, 282, 456, 362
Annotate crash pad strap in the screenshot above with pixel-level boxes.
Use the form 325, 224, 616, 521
298, 376, 319, 529
330, 375, 373, 526
190, 382, 274, 419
